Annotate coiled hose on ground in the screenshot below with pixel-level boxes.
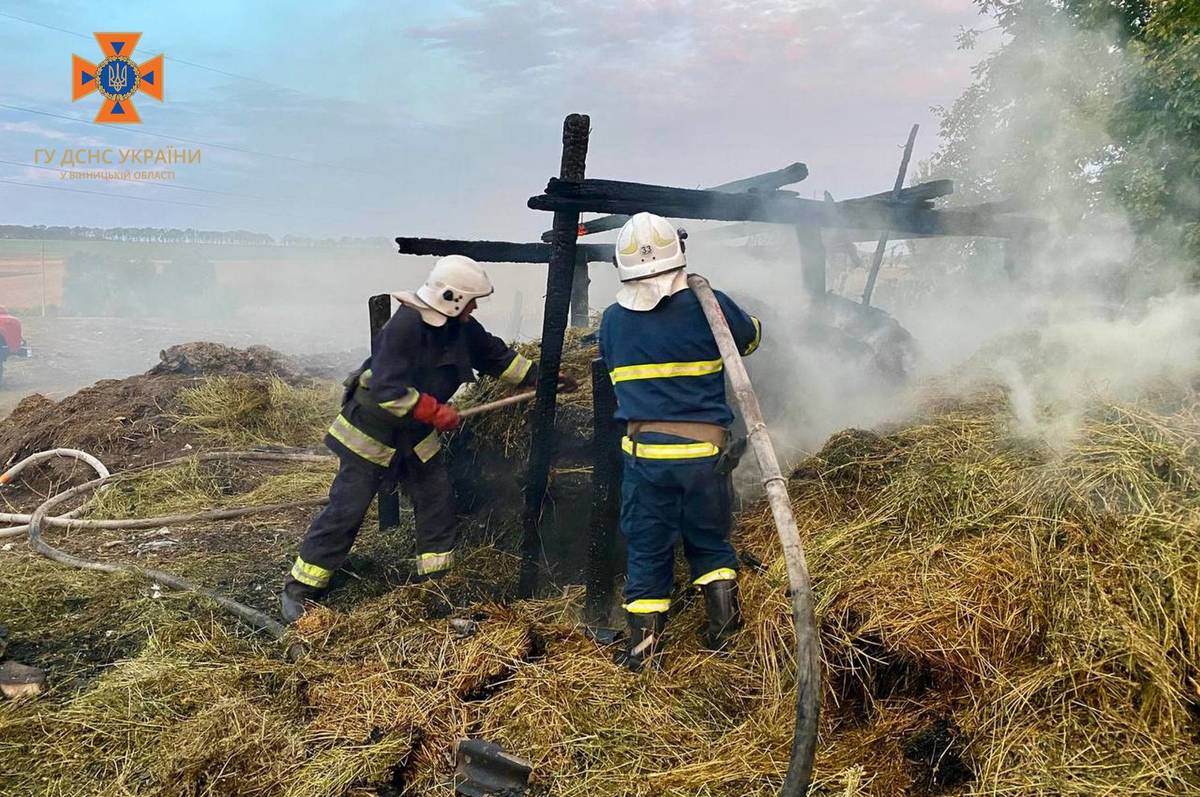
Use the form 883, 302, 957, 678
0, 448, 111, 539
2, 449, 333, 639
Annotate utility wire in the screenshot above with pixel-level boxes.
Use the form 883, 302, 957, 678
0, 158, 263, 199
0, 177, 220, 208
0, 103, 374, 174
0, 173, 406, 221
0, 11, 299, 93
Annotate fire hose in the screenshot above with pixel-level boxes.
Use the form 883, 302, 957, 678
688, 274, 821, 796
0, 391, 543, 640
0, 448, 111, 540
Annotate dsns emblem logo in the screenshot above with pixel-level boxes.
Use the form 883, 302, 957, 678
72, 33, 163, 123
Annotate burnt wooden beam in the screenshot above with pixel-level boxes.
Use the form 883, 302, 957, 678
795, 224, 826, 298
519, 113, 591, 598
529, 177, 1042, 239
843, 178, 953, 206
540, 161, 810, 242
368, 294, 402, 532
584, 356, 622, 626
863, 123, 920, 307
395, 236, 612, 264
956, 197, 1025, 215
716, 162, 809, 194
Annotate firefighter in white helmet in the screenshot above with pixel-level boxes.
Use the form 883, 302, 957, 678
282, 255, 577, 623
598, 212, 763, 671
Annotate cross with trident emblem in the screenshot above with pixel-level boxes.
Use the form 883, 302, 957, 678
72, 32, 164, 124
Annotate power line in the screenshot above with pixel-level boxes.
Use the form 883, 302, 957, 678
0, 172, 406, 222
0, 103, 375, 175
0, 177, 219, 208
0, 11, 298, 93
0, 158, 263, 199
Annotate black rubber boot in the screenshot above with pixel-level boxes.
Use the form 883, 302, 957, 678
280, 578, 324, 624
616, 610, 668, 672
701, 579, 743, 650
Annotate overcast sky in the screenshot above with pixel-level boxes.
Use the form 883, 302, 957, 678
1, 0, 998, 241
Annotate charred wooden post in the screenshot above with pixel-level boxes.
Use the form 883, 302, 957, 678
862, 124, 920, 307
368, 293, 401, 531
795, 224, 827, 298
570, 250, 590, 328
584, 356, 622, 626
518, 113, 591, 598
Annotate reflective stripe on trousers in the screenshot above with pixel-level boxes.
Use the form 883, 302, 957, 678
291, 556, 334, 588
694, 567, 737, 586
417, 550, 455, 575
624, 598, 671, 614
621, 436, 719, 460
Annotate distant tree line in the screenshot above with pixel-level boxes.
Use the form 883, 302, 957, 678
0, 225, 391, 248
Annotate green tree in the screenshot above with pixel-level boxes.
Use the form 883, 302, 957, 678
927, 0, 1199, 286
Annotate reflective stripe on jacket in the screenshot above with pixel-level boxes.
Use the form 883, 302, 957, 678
598, 287, 761, 427
329, 305, 533, 468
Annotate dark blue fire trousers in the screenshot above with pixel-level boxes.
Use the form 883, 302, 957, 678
619, 432, 739, 614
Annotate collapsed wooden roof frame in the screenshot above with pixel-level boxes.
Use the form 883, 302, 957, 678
389, 114, 1044, 795
393, 113, 1042, 598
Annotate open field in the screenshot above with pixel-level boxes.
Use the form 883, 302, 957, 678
0, 315, 365, 418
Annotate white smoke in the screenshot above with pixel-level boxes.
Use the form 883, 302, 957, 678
688, 10, 1200, 463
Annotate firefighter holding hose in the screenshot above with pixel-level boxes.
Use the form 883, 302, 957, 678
281, 255, 576, 623
599, 212, 762, 671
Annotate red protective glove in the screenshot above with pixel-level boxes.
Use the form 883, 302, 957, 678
412, 393, 461, 432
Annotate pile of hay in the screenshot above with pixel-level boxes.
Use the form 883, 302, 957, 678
453, 326, 598, 459
170, 375, 339, 448
1, 381, 1197, 796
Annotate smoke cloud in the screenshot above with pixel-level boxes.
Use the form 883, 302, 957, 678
690, 9, 1200, 464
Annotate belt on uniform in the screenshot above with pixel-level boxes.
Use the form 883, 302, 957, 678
626, 420, 728, 448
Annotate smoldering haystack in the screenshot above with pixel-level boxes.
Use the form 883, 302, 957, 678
0, 348, 1196, 795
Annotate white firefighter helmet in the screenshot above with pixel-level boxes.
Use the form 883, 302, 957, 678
614, 212, 688, 311
415, 255, 494, 319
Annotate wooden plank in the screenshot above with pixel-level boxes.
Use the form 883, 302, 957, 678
584, 356, 622, 626
843, 178, 953, 206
